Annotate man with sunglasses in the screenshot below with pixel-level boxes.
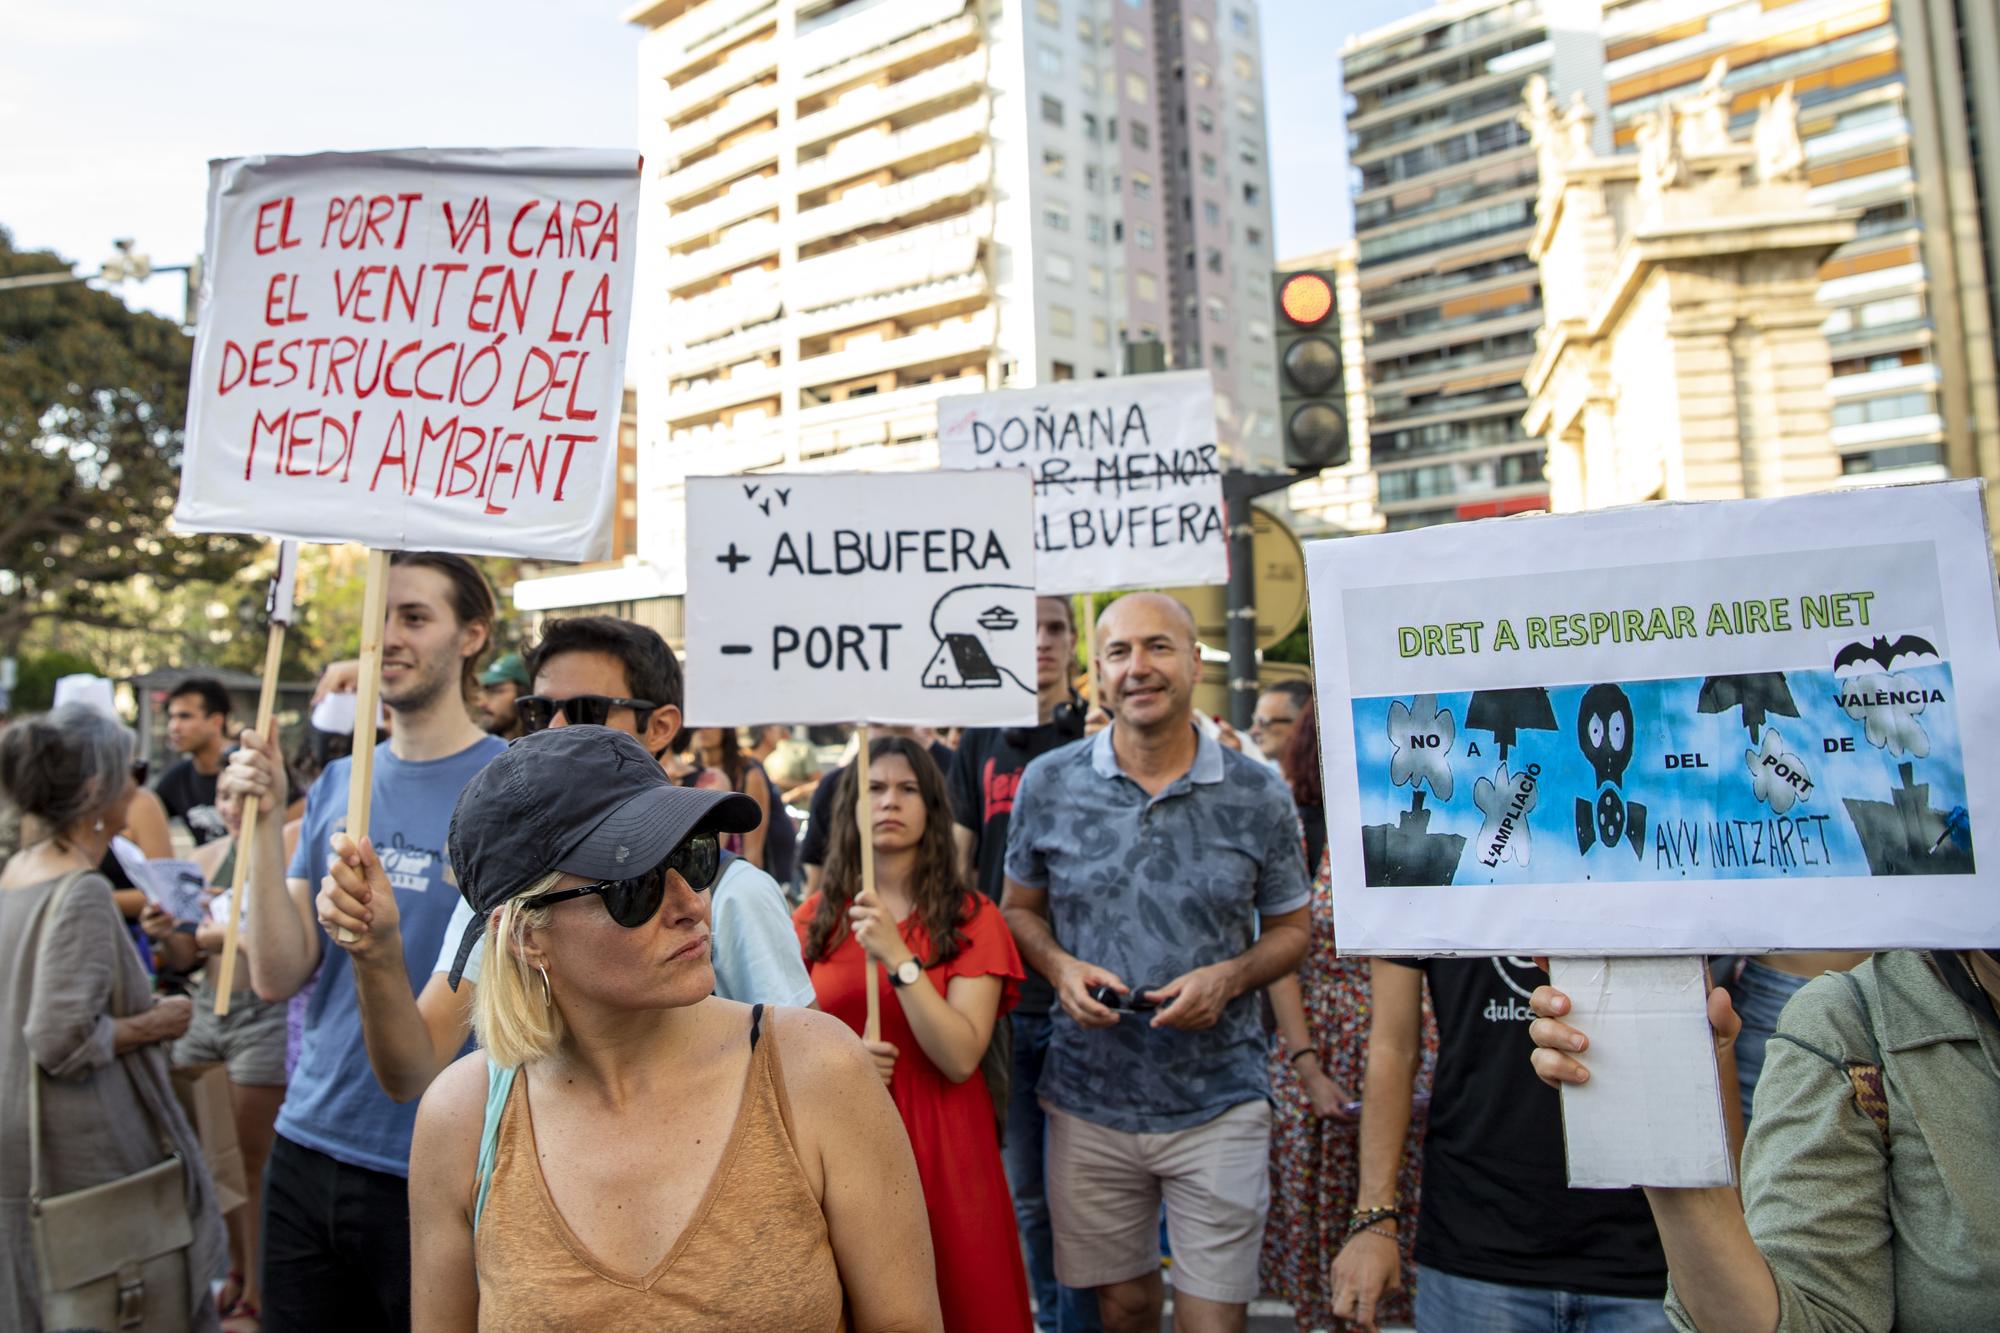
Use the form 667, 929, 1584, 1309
312, 614, 814, 1110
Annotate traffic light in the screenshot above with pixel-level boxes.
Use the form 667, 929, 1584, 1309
1273, 269, 1348, 472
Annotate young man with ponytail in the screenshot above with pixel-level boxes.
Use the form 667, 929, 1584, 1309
221, 550, 504, 1333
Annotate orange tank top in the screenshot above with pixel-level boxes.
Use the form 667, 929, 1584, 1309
474, 1010, 848, 1332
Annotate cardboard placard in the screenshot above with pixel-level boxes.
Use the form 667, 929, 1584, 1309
1308, 481, 2000, 954
936, 371, 1226, 594
175, 148, 639, 560
683, 471, 1039, 727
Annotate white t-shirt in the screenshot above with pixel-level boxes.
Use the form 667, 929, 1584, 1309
435, 857, 815, 1008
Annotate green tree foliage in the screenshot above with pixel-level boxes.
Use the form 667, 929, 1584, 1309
10, 649, 99, 712
0, 228, 256, 654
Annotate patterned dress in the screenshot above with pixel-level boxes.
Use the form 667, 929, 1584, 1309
1261, 850, 1437, 1331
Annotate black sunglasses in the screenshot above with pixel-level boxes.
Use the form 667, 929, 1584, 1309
515, 694, 659, 733
523, 832, 723, 926
130, 760, 151, 786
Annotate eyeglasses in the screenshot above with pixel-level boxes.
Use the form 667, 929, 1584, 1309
1251, 714, 1297, 731
515, 694, 659, 733
129, 760, 151, 786
523, 833, 722, 926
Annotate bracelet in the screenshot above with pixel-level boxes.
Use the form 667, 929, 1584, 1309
1356, 1223, 1397, 1242
1289, 1047, 1318, 1066
1345, 1206, 1398, 1238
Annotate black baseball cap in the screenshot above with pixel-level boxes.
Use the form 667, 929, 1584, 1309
443, 725, 761, 989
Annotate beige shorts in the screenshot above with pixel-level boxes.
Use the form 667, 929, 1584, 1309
1043, 1098, 1272, 1305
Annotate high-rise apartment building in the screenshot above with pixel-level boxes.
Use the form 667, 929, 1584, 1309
1341, 0, 1606, 531
1596, 0, 1998, 489
620, 0, 1279, 586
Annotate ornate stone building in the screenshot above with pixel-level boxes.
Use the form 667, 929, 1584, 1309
1522, 64, 1858, 511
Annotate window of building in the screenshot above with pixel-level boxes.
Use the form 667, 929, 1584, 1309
1235, 94, 1257, 119
1046, 252, 1075, 283
1237, 136, 1260, 166
1131, 171, 1153, 200
1085, 164, 1103, 192
1202, 200, 1221, 227
1210, 343, 1229, 368
1112, 219, 1124, 240
1246, 225, 1264, 248
1091, 317, 1110, 346
1044, 204, 1070, 231
1230, 7, 1252, 35
1036, 0, 1059, 25
1196, 105, 1215, 132
1135, 223, 1155, 249
1051, 305, 1076, 336
1125, 72, 1148, 104
1189, 15, 1212, 42
1832, 392, 1935, 427
1130, 120, 1150, 149
1041, 95, 1065, 126
1135, 271, 1158, 300
1088, 214, 1106, 242
1088, 263, 1107, 293
1082, 112, 1100, 140
1200, 152, 1217, 179
1191, 64, 1213, 89
1242, 181, 1261, 205
1077, 16, 1093, 39
1232, 52, 1254, 80
1052, 359, 1075, 379
1038, 43, 1064, 75
1206, 296, 1225, 322
1043, 148, 1066, 177
1079, 63, 1098, 91
1122, 25, 1145, 50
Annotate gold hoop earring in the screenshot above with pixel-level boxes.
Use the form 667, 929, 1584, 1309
537, 963, 553, 1008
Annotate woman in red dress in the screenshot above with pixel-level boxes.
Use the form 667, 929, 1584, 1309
794, 736, 1034, 1333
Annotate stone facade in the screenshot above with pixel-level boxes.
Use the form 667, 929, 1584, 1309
1523, 66, 1857, 512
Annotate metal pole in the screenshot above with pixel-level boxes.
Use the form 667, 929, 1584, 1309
1225, 483, 1259, 731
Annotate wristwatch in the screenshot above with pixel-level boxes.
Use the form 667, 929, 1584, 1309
889, 958, 923, 988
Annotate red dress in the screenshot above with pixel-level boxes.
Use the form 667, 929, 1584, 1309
793, 893, 1034, 1333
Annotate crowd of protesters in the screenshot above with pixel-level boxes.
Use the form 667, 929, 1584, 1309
0, 560, 1994, 1333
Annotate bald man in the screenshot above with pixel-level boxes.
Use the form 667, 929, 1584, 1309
1001, 593, 1310, 1333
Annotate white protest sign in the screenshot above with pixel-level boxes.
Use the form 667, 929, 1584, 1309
175, 148, 639, 560
684, 472, 1039, 727
1309, 480, 2000, 954
936, 371, 1226, 594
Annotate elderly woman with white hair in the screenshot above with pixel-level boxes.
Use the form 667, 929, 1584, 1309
0, 703, 229, 1332
390, 724, 942, 1331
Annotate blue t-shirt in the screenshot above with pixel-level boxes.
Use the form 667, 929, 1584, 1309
279, 735, 505, 1176
1005, 725, 1311, 1134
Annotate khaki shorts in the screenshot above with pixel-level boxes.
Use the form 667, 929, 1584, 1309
174, 984, 289, 1088
1043, 1098, 1272, 1304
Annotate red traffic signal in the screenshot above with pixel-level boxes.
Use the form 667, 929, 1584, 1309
1277, 272, 1334, 328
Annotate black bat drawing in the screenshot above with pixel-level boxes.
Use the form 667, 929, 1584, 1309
1698, 673, 1799, 741
1833, 634, 1940, 677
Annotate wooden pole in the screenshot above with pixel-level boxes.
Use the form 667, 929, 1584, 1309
1081, 597, 1099, 716
856, 721, 879, 1043
212, 620, 287, 1016
337, 548, 391, 944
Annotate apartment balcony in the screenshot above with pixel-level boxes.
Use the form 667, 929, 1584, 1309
665, 219, 782, 290
655, 0, 778, 80
664, 81, 780, 164
662, 321, 785, 378
660, 37, 777, 121
788, 206, 988, 311
794, 102, 987, 195
668, 419, 788, 472
797, 307, 995, 388
791, 269, 989, 339
795, 50, 985, 150
669, 269, 783, 344
796, 0, 970, 80
1831, 414, 1945, 448
665, 361, 783, 422
794, 372, 986, 455
1365, 308, 1544, 364
799, 11, 980, 99
661, 172, 780, 245
1828, 362, 1941, 399
796, 150, 989, 245
661, 132, 780, 205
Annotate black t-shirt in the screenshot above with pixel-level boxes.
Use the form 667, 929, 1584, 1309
798, 741, 955, 869
155, 758, 227, 845
1388, 956, 1668, 1298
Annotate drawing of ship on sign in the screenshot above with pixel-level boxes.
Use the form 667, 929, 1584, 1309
1841, 762, 1975, 876
1362, 791, 1466, 887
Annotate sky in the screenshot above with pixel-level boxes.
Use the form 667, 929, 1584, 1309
1, 0, 1420, 320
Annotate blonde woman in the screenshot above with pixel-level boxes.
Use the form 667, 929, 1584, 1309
393, 725, 940, 1331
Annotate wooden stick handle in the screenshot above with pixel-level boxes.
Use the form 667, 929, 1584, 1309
857, 721, 879, 1044
1081, 599, 1098, 715
214, 621, 287, 1016
338, 548, 391, 944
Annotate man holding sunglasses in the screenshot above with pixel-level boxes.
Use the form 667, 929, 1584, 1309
312, 614, 814, 1110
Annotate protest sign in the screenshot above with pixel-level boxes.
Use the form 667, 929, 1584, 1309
936, 371, 1226, 594
175, 148, 639, 560
683, 472, 1039, 728
1309, 481, 2000, 954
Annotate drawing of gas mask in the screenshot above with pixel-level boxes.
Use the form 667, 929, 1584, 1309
1575, 683, 1646, 860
